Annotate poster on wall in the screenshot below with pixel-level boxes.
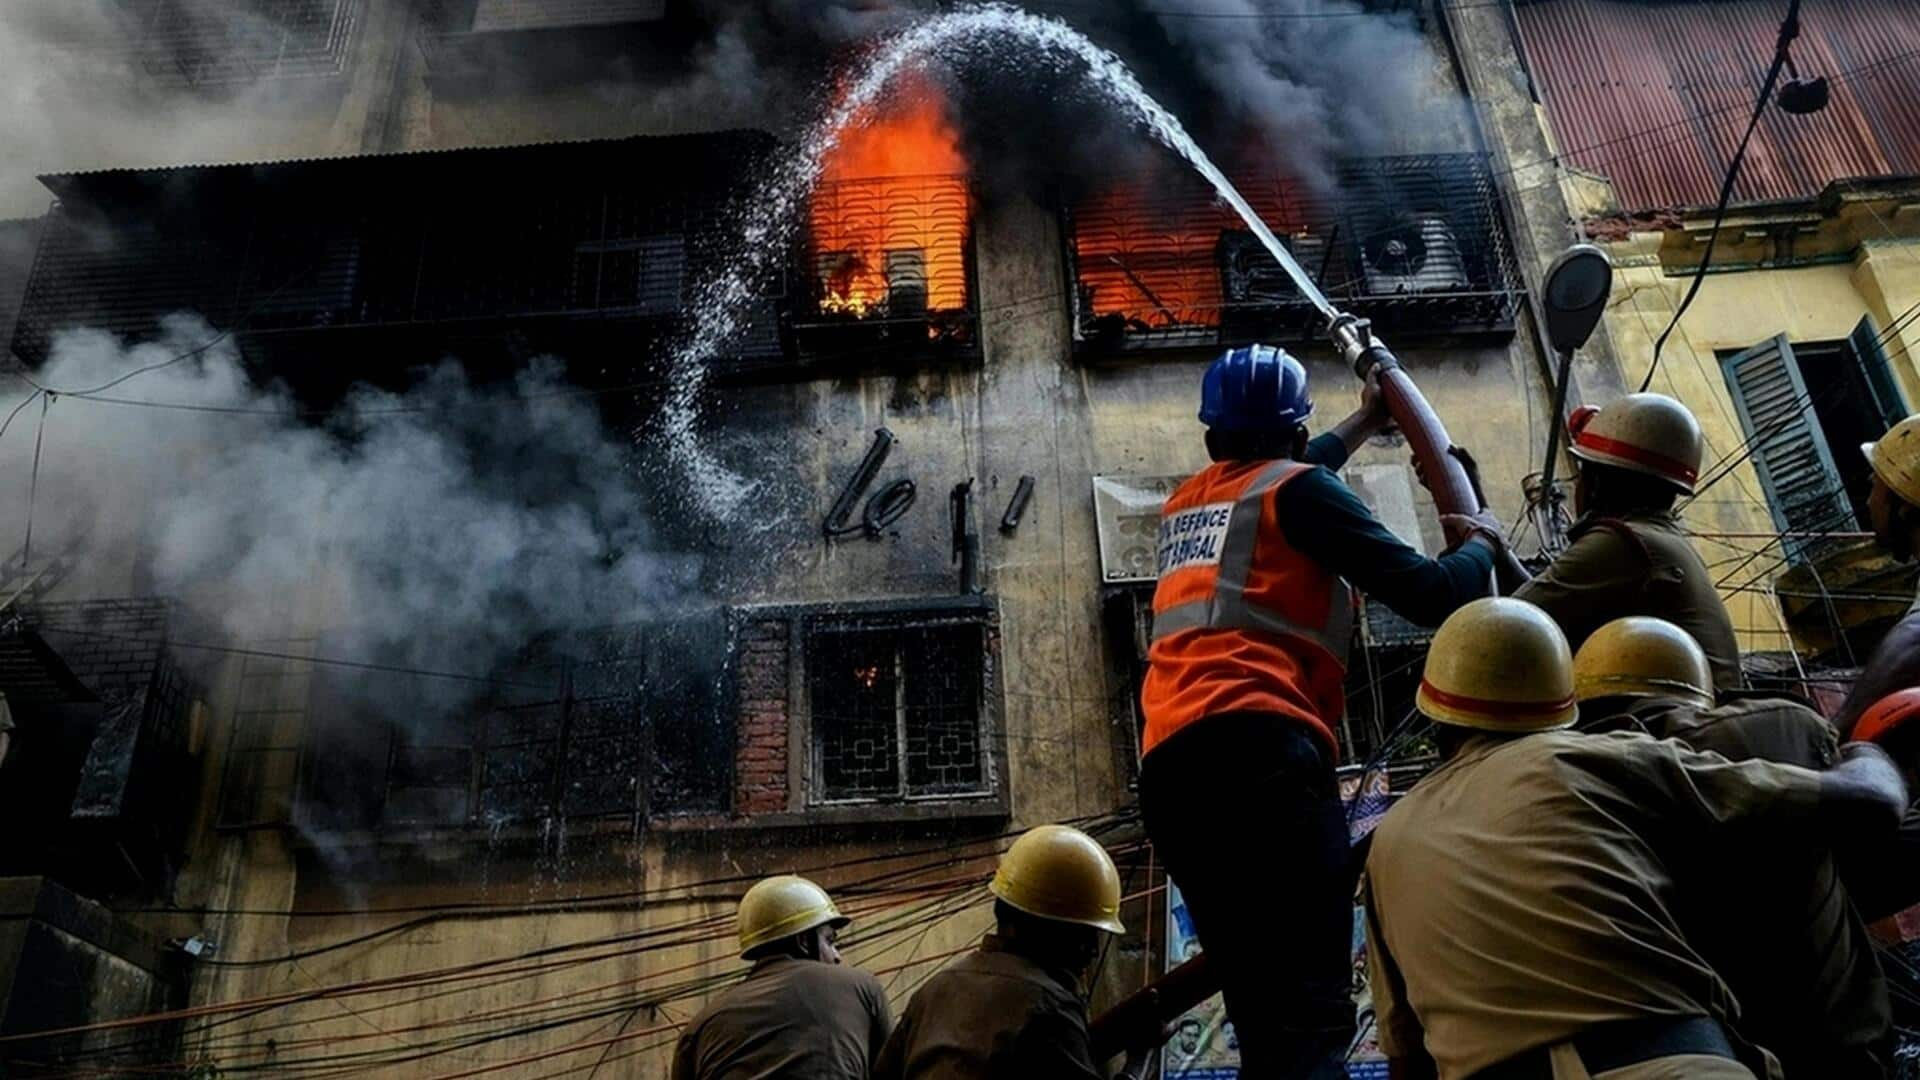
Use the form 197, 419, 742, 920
1163, 882, 1240, 1079
1162, 768, 1395, 1080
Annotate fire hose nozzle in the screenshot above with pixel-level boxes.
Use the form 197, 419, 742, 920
1328, 313, 1396, 377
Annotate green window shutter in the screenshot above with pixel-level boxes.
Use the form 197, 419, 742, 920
1848, 315, 1909, 429
1720, 334, 1857, 552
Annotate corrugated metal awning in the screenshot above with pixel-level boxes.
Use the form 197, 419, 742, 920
1515, 0, 1920, 212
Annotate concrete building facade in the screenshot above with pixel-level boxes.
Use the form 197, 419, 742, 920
0, 2, 1579, 1075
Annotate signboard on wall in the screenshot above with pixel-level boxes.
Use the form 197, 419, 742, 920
1162, 768, 1395, 1080
1091, 475, 1184, 584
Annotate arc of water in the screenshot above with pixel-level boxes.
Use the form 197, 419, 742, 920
662, 2, 1337, 521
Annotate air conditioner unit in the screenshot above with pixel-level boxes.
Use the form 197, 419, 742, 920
1357, 214, 1470, 296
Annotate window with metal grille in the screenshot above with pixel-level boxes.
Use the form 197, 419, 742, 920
1720, 318, 1907, 562
295, 617, 730, 835
215, 642, 314, 829
114, 0, 363, 86
16, 134, 786, 377
1065, 154, 1523, 355
793, 175, 979, 360
806, 614, 990, 804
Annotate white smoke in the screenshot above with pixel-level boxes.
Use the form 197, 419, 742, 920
0, 0, 365, 219
0, 316, 696, 677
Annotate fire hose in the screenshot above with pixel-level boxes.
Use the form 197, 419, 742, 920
1087, 316, 1482, 1062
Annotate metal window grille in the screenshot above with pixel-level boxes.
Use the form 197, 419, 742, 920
292, 618, 729, 834
1066, 154, 1524, 354
215, 642, 314, 829
794, 175, 979, 357
807, 613, 989, 804
115, 0, 363, 86
13, 134, 785, 371
471, 650, 649, 825
467, 0, 666, 31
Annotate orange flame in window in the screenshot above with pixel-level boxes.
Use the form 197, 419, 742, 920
810, 76, 971, 318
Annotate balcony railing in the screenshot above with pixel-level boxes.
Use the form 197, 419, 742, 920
12, 133, 787, 380
1065, 154, 1525, 355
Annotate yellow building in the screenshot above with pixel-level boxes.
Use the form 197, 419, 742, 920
1458, 0, 1920, 671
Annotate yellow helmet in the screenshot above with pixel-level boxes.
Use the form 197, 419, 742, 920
736, 875, 848, 958
1417, 598, 1577, 732
1865, 415, 1920, 508
1567, 392, 1703, 494
990, 824, 1125, 934
1572, 617, 1714, 707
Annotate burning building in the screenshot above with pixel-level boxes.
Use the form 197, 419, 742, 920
0, 0, 1699, 1075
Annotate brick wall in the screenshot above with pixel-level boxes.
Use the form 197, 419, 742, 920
732, 617, 790, 815
17, 599, 171, 698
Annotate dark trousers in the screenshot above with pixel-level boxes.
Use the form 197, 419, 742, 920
1139, 712, 1356, 1080
1838, 805, 1920, 923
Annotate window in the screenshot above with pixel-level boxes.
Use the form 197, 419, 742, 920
1721, 317, 1908, 559
295, 617, 730, 836
118, 0, 364, 86
806, 613, 991, 804
1065, 154, 1523, 356
216, 644, 315, 829
793, 175, 980, 361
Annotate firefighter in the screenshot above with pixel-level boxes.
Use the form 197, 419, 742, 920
1363, 598, 1907, 1080
1492, 393, 1745, 694
1833, 685, 1920, 928
672, 875, 891, 1080
1139, 343, 1508, 1076
1571, 616, 1890, 1077
1835, 416, 1920, 736
873, 824, 1161, 1080
1854, 687, 1920, 771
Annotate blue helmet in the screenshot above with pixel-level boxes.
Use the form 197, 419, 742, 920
1199, 344, 1313, 434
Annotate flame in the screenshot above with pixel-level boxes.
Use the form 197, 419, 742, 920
810, 76, 970, 319
1073, 165, 1311, 331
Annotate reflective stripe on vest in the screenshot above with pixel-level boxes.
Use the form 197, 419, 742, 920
1150, 460, 1355, 665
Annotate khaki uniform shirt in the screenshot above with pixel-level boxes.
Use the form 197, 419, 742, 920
1514, 513, 1743, 694
1364, 729, 1826, 1079
1583, 697, 1888, 1076
671, 956, 892, 1080
872, 935, 1102, 1080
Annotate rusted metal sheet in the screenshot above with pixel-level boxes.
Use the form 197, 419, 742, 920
1515, 0, 1920, 212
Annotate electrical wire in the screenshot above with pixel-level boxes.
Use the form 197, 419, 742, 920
1639, 0, 1803, 393
8, 814, 1139, 1065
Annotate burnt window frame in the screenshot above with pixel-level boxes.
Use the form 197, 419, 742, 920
284, 618, 732, 842
782, 598, 1003, 811
1060, 152, 1525, 359
784, 174, 984, 371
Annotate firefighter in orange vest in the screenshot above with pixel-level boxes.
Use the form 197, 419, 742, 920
1139, 344, 1510, 1078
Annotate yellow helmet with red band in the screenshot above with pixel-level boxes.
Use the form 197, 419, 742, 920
1853, 688, 1920, 746
1417, 598, 1577, 733
1567, 393, 1703, 495
1864, 415, 1920, 509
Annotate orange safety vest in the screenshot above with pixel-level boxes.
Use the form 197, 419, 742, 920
1140, 459, 1355, 759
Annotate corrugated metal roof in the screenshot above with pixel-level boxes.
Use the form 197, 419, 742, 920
35, 129, 776, 201
1514, 0, 1920, 212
